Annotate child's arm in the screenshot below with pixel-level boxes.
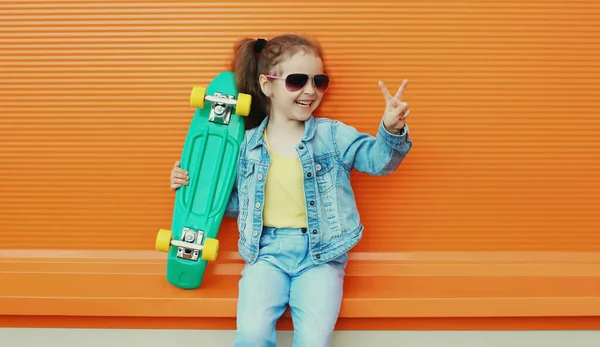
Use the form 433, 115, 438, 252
333, 119, 411, 175
224, 179, 240, 218
333, 79, 413, 175
224, 132, 249, 218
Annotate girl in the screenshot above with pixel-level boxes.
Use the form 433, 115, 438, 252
170, 34, 412, 347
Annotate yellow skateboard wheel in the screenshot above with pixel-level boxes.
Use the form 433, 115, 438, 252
155, 229, 173, 253
235, 93, 252, 116
201, 238, 219, 261
190, 86, 206, 108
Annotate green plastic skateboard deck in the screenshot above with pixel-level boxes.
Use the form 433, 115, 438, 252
155, 71, 250, 289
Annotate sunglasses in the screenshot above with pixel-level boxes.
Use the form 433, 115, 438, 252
264, 73, 330, 93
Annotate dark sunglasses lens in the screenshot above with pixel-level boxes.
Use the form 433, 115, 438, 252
313, 74, 330, 92
286, 74, 309, 91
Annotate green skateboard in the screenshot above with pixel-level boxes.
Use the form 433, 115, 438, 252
155, 71, 250, 289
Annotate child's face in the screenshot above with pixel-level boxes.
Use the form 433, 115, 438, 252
261, 51, 326, 122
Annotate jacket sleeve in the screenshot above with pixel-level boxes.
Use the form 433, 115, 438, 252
224, 180, 239, 218
333, 118, 412, 175
224, 132, 248, 218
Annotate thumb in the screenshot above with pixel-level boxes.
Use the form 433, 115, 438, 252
174, 160, 180, 167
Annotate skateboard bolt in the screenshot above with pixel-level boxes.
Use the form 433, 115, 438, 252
184, 231, 195, 242
215, 105, 225, 115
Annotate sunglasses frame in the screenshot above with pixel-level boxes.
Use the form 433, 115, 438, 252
264, 73, 330, 93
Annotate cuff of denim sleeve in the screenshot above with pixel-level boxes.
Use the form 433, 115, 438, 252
378, 120, 409, 150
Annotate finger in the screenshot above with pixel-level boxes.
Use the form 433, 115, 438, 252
170, 183, 181, 190
401, 109, 411, 120
389, 102, 407, 116
174, 160, 180, 167
378, 81, 393, 102
399, 102, 408, 112
394, 79, 408, 101
172, 167, 188, 175
171, 172, 188, 180
172, 178, 188, 186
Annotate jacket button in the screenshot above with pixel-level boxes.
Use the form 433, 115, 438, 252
316, 254, 321, 259
301, 228, 307, 234
309, 201, 315, 206
255, 202, 261, 209
252, 230, 258, 237
312, 229, 317, 234
307, 172, 312, 178
299, 145, 304, 149
315, 164, 322, 171
257, 174, 263, 181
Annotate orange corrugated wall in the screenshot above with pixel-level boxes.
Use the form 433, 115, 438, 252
1, 1, 599, 256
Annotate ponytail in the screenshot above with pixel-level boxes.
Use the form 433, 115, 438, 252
230, 38, 268, 130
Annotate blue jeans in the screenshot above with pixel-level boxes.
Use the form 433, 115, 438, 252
234, 227, 348, 347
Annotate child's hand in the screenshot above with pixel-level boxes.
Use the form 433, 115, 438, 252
170, 160, 189, 190
379, 79, 411, 134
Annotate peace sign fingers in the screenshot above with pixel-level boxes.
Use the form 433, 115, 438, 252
379, 78, 411, 133
379, 79, 409, 106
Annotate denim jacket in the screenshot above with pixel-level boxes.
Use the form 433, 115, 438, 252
224, 115, 412, 265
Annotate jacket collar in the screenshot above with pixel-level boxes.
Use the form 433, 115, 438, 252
247, 114, 317, 150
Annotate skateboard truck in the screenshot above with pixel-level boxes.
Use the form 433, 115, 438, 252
189, 86, 252, 125
156, 227, 219, 262
206, 92, 236, 125
173, 227, 205, 261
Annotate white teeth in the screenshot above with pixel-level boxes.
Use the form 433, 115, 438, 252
296, 101, 312, 107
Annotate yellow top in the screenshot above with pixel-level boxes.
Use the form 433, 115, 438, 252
262, 131, 308, 228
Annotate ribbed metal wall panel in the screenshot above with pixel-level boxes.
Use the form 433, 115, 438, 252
1, 1, 599, 251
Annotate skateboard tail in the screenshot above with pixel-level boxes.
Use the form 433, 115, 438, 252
167, 258, 208, 289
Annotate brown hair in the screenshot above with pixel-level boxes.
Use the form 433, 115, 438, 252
229, 34, 325, 129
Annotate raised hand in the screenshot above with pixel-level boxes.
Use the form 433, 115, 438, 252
379, 79, 411, 134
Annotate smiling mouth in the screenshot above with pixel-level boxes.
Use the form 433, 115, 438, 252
295, 100, 313, 108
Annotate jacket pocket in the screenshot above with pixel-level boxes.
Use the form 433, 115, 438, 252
315, 156, 335, 194
238, 160, 255, 195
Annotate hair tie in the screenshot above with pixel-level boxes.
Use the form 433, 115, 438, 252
254, 38, 267, 53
